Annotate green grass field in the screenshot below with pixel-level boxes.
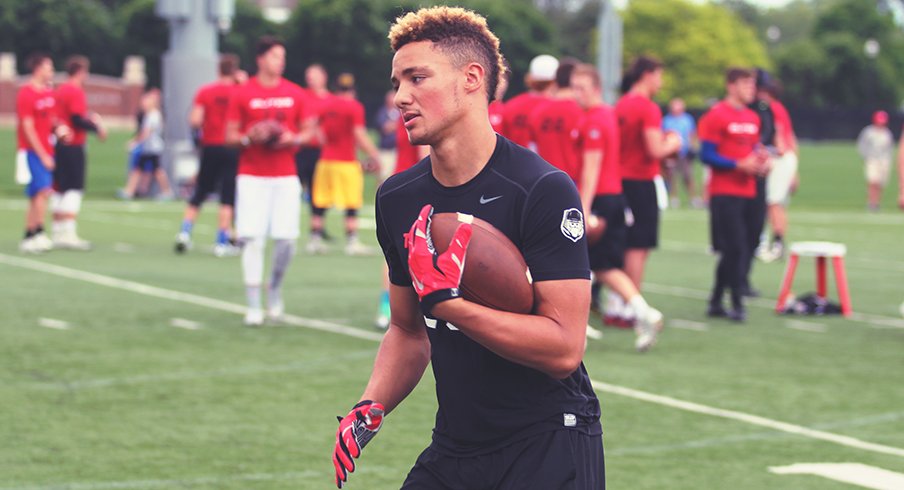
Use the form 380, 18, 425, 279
1, 129, 903, 489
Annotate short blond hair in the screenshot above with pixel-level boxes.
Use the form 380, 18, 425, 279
388, 6, 506, 102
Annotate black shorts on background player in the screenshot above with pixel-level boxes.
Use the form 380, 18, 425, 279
622, 179, 658, 249
190, 145, 238, 207
589, 194, 627, 271
53, 144, 86, 192
295, 147, 320, 188
376, 135, 603, 488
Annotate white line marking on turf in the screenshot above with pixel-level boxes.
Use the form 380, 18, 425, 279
591, 380, 904, 459
37, 318, 70, 330
112, 242, 135, 253
169, 318, 202, 330
0, 253, 383, 343
0, 470, 320, 490
786, 320, 827, 333
669, 319, 708, 331
4, 253, 904, 460
769, 463, 904, 490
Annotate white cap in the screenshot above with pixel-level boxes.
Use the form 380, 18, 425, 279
528, 54, 559, 82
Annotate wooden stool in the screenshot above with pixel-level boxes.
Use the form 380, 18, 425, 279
775, 242, 852, 316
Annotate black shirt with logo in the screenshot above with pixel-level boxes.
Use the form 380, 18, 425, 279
375, 134, 600, 457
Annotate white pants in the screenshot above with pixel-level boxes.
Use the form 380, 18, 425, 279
766, 152, 799, 205
235, 175, 301, 239
865, 158, 891, 186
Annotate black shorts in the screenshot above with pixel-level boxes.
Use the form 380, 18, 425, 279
190, 145, 239, 207
53, 144, 86, 192
401, 430, 605, 490
295, 147, 321, 186
589, 194, 627, 272
138, 154, 160, 173
622, 179, 659, 249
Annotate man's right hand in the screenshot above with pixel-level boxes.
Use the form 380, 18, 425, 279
40, 154, 55, 171
333, 400, 385, 488
737, 152, 768, 176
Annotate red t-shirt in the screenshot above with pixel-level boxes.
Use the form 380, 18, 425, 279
319, 95, 365, 162
488, 100, 505, 134
615, 92, 662, 180
528, 97, 584, 183
574, 104, 622, 196
193, 80, 235, 146
302, 89, 330, 149
501, 92, 546, 148
17, 84, 57, 155
55, 82, 88, 146
394, 117, 423, 174
770, 99, 794, 148
699, 101, 760, 198
226, 77, 307, 177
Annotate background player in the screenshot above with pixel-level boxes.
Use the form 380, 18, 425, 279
500, 54, 558, 149
17, 53, 69, 254
225, 36, 316, 325
307, 73, 381, 256
175, 53, 243, 257
488, 61, 509, 133
52, 55, 107, 250
857, 110, 895, 212
661, 97, 700, 209
572, 63, 663, 351
374, 89, 399, 183
528, 58, 583, 184
613, 56, 682, 325
297, 64, 329, 203
334, 7, 603, 489
699, 68, 768, 322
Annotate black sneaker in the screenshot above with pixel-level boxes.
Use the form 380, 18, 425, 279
741, 285, 761, 298
727, 308, 747, 323
707, 303, 729, 318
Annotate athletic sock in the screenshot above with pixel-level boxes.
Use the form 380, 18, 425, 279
216, 228, 230, 245
628, 295, 650, 319
245, 285, 262, 311
270, 239, 296, 291
379, 290, 390, 317
180, 220, 194, 235
35, 225, 44, 235
347, 231, 358, 244
24, 228, 35, 239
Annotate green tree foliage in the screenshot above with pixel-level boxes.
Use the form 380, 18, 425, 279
0, 0, 118, 77
622, 0, 770, 106
774, 0, 904, 108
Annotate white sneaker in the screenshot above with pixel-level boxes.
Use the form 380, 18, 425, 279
19, 237, 44, 254
634, 306, 663, 352
32, 233, 54, 252
585, 324, 604, 340
267, 294, 284, 321
375, 314, 390, 330
244, 308, 264, 326
174, 232, 192, 254
54, 232, 92, 251
345, 239, 375, 256
305, 235, 328, 254
213, 242, 240, 258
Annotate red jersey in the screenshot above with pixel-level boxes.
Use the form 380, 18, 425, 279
193, 80, 235, 146
501, 92, 546, 148
699, 101, 760, 198
528, 98, 584, 183
770, 99, 794, 148
615, 92, 662, 180
488, 100, 505, 134
226, 77, 307, 177
17, 84, 57, 155
574, 104, 621, 196
319, 95, 365, 162
302, 89, 330, 149
395, 117, 422, 174
55, 82, 88, 146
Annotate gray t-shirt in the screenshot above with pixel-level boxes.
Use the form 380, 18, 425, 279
141, 109, 165, 155
857, 125, 893, 161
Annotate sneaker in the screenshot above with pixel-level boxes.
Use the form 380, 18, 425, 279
213, 242, 240, 258
174, 232, 192, 254
244, 308, 265, 326
375, 314, 390, 330
669, 197, 681, 209
32, 232, 54, 252
305, 235, 328, 254
54, 232, 92, 251
769, 241, 785, 261
586, 324, 604, 340
345, 239, 375, 256
634, 306, 663, 352
707, 303, 729, 318
116, 189, 133, 200
690, 197, 705, 209
267, 295, 284, 321
19, 237, 44, 254
741, 285, 760, 298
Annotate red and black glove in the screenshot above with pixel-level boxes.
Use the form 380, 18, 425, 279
404, 204, 472, 315
333, 400, 384, 488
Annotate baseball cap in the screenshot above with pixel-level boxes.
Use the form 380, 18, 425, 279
528, 55, 559, 82
873, 110, 888, 125
336, 72, 355, 91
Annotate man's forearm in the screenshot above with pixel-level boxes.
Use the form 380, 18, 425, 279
360, 325, 430, 414
22, 119, 51, 161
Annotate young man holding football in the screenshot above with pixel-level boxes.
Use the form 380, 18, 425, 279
332, 6, 603, 489
225, 36, 316, 326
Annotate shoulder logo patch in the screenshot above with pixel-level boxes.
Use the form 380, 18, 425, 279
560, 208, 585, 242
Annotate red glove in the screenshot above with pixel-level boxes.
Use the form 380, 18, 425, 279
404, 204, 472, 315
333, 400, 385, 488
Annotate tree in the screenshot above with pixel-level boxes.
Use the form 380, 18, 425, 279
622, 0, 771, 106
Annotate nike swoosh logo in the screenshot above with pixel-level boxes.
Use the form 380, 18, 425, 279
479, 195, 503, 204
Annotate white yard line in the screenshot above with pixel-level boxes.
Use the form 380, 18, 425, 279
37, 318, 70, 330
3, 253, 904, 460
786, 320, 828, 333
169, 318, 202, 330
669, 319, 709, 331
0, 470, 320, 490
769, 463, 904, 490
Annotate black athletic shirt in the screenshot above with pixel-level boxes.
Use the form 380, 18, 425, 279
375, 134, 601, 457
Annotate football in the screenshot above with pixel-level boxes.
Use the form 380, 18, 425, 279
429, 212, 534, 314
248, 119, 284, 147
585, 214, 604, 245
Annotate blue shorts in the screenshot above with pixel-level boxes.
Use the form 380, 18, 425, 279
128, 143, 144, 171
24, 151, 53, 198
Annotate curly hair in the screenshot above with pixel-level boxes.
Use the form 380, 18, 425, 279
388, 6, 506, 102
